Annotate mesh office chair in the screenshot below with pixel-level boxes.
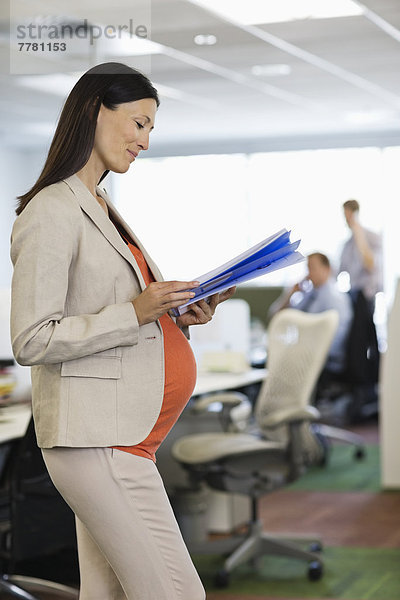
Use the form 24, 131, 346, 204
0, 417, 79, 599
172, 308, 339, 587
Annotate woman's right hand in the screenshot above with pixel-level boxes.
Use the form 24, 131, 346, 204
132, 281, 200, 325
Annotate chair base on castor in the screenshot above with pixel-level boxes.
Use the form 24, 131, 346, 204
313, 423, 367, 460
184, 517, 324, 589
215, 519, 323, 587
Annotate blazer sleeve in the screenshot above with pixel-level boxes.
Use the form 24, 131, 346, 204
10, 188, 140, 367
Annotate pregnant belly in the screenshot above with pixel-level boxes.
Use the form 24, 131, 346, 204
114, 313, 197, 461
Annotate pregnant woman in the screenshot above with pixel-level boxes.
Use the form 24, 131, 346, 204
10, 61, 235, 599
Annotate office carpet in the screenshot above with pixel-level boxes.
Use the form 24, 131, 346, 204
286, 444, 381, 493
196, 546, 400, 599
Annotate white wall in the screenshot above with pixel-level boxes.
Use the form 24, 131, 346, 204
380, 278, 400, 489
0, 146, 46, 287
0, 146, 46, 394
0, 147, 20, 288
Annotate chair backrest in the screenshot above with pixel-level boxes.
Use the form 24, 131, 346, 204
343, 290, 380, 384
255, 308, 339, 439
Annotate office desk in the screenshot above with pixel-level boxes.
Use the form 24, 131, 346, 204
193, 368, 267, 396
0, 402, 32, 445
0, 368, 267, 446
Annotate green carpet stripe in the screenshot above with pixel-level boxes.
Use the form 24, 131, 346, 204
286, 444, 380, 492
195, 546, 400, 599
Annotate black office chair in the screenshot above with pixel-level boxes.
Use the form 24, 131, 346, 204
312, 290, 379, 460
0, 417, 79, 599
316, 289, 379, 421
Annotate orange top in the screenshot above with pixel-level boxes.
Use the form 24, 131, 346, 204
112, 240, 197, 462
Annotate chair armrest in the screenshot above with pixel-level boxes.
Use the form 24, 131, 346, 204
191, 392, 249, 414
261, 405, 320, 428
192, 391, 252, 433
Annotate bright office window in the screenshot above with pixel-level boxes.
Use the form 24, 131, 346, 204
111, 146, 398, 303
113, 154, 249, 280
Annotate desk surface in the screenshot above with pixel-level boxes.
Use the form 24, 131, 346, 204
193, 368, 266, 396
0, 368, 267, 445
0, 402, 32, 445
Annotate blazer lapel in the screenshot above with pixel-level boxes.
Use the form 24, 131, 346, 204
63, 174, 162, 288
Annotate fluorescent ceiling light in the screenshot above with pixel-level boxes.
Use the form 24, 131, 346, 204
194, 33, 217, 45
154, 83, 219, 109
17, 74, 80, 96
192, 0, 364, 25
153, 83, 186, 101
251, 64, 292, 76
344, 109, 397, 124
94, 35, 162, 57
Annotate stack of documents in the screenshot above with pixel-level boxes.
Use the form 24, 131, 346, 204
172, 228, 304, 316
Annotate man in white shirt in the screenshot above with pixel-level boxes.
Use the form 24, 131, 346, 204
339, 199, 383, 314
269, 252, 353, 374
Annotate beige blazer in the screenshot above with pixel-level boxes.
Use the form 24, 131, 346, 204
10, 174, 174, 448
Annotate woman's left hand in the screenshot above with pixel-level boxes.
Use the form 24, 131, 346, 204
176, 286, 236, 327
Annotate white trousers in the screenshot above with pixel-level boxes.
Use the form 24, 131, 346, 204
42, 447, 205, 600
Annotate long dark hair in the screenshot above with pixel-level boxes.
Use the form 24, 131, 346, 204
16, 62, 160, 215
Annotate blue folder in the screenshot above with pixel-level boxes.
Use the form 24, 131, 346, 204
172, 228, 304, 316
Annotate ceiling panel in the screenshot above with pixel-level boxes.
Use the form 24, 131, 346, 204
0, 0, 399, 153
